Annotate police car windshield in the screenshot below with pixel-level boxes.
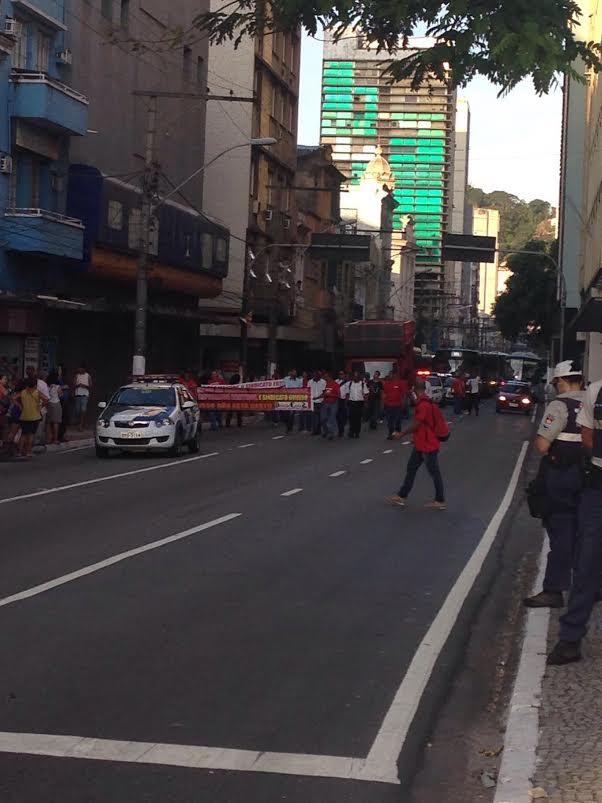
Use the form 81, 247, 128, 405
112, 387, 176, 407
503, 383, 528, 395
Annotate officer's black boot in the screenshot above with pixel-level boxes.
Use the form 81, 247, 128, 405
523, 591, 564, 609
547, 640, 582, 665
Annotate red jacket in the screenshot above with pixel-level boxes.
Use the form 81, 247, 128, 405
413, 397, 440, 453
323, 380, 340, 404
383, 378, 407, 407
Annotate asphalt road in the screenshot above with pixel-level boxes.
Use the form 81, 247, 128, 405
0, 403, 535, 802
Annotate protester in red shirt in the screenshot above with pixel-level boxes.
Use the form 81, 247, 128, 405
321, 372, 340, 440
179, 370, 198, 393
208, 370, 226, 430
382, 373, 408, 440
451, 372, 465, 416
387, 378, 446, 510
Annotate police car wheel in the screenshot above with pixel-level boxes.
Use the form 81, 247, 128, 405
95, 445, 110, 458
188, 427, 201, 453
170, 427, 184, 458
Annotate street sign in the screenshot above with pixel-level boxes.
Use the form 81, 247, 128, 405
442, 233, 497, 263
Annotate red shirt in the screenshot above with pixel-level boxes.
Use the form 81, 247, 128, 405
452, 377, 465, 396
383, 378, 408, 407
209, 376, 226, 386
323, 380, 340, 404
413, 397, 440, 453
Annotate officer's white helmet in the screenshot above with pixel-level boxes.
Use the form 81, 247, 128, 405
552, 360, 583, 380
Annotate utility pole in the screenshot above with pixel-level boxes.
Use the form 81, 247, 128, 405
133, 95, 159, 377
239, 261, 252, 380
267, 245, 279, 378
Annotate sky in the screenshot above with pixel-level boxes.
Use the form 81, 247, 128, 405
297, 33, 563, 206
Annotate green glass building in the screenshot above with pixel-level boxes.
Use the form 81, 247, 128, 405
320, 36, 456, 320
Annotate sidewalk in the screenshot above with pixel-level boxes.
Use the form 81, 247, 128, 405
495, 537, 602, 803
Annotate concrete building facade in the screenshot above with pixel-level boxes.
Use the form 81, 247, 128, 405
319, 33, 457, 343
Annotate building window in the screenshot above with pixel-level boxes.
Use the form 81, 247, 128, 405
267, 170, 274, 205
270, 84, 278, 118
120, 0, 129, 30
101, 0, 113, 22
216, 237, 227, 262
107, 200, 123, 230
196, 56, 204, 85
36, 33, 50, 72
283, 184, 290, 212
183, 46, 192, 79
201, 232, 213, 269
13, 24, 28, 69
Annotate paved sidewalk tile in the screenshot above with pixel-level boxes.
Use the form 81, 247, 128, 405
534, 603, 602, 802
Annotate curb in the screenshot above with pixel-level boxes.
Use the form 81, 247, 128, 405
494, 538, 549, 803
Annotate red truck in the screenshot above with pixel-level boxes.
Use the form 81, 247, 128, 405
343, 320, 416, 381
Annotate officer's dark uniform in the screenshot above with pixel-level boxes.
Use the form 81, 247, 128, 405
535, 391, 585, 596
556, 380, 602, 650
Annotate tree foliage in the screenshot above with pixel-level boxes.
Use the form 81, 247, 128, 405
195, 0, 602, 94
466, 186, 554, 253
493, 240, 559, 345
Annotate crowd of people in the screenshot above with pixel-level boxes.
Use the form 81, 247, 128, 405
0, 364, 92, 459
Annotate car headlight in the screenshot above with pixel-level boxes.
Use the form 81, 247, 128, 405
98, 418, 111, 428
499, 395, 507, 401
156, 417, 175, 427
521, 398, 531, 404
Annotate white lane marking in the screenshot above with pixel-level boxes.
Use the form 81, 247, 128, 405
329, 470, 346, 478
360, 459, 373, 465
272, 435, 285, 440
363, 441, 529, 783
402, 441, 411, 445
0, 453, 220, 507
239, 443, 256, 449
0, 732, 397, 785
0, 513, 241, 610
494, 538, 548, 803
382, 449, 394, 454
281, 488, 303, 497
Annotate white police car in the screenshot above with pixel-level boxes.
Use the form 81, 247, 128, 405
95, 378, 200, 458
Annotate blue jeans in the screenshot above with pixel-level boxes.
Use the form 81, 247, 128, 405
453, 396, 463, 416
384, 405, 402, 436
559, 486, 602, 642
321, 403, 337, 438
399, 448, 445, 503
209, 410, 221, 430
298, 410, 312, 431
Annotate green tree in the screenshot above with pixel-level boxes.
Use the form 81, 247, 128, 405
195, 0, 602, 94
493, 240, 559, 346
466, 187, 553, 252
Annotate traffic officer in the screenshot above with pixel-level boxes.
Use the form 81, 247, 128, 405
524, 360, 585, 610
548, 372, 602, 665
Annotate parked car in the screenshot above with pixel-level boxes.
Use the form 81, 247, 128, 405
496, 382, 534, 415
425, 375, 445, 406
95, 379, 201, 458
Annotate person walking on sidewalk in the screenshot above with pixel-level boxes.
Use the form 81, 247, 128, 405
345, 371, 369, 438
19, 378, 42, 458
73, 364, 92, 431
524, 361, 586, 610
548, 374, 602, 665
46, 371, 64, 445
386, 378, 447, 510
321, 372, 339, 440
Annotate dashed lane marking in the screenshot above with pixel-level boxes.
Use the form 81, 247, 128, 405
272, 435, 285, 440
238, 443, 256, 449
281, 488, 303, 497
402, 441, 411, 445
0, 453, 220, 507
360, 459, 373, 465
0, 513, 241, 610
382, 450, 393, 454
329, 471, 346, 477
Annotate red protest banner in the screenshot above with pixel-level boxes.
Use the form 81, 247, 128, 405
196, 385, 312, 412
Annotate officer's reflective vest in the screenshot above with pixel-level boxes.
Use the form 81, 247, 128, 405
549, 396, 583, 462
594, 386, 602, 461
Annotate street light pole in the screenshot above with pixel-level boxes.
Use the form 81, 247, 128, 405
131, 135, 277, 377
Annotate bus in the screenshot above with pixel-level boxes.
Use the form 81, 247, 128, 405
480, 352, 514, 395
509, 352, 547, 386
433, 348, 481, 377
344, 320, 415, 381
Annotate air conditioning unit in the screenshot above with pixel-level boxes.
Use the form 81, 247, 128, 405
251, 199, 260, 215
4, 18, 21, 36
56, 49, 72, 65
0, 155, 13, 174
264, 208, 273, 221
283, 216, 291, 230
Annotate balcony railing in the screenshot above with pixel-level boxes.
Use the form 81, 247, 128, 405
10, 70, 89, 104
5, 208, 84, 228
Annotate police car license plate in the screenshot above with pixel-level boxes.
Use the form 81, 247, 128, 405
120, 430, 146, 439
509, 402, 518, 407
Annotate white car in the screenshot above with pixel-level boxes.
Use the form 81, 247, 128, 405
95, 381, 201, 458
425, 375, 445, 406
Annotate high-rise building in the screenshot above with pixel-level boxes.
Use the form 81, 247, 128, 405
473, 207, 501, 315
320, 34, 456, 334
